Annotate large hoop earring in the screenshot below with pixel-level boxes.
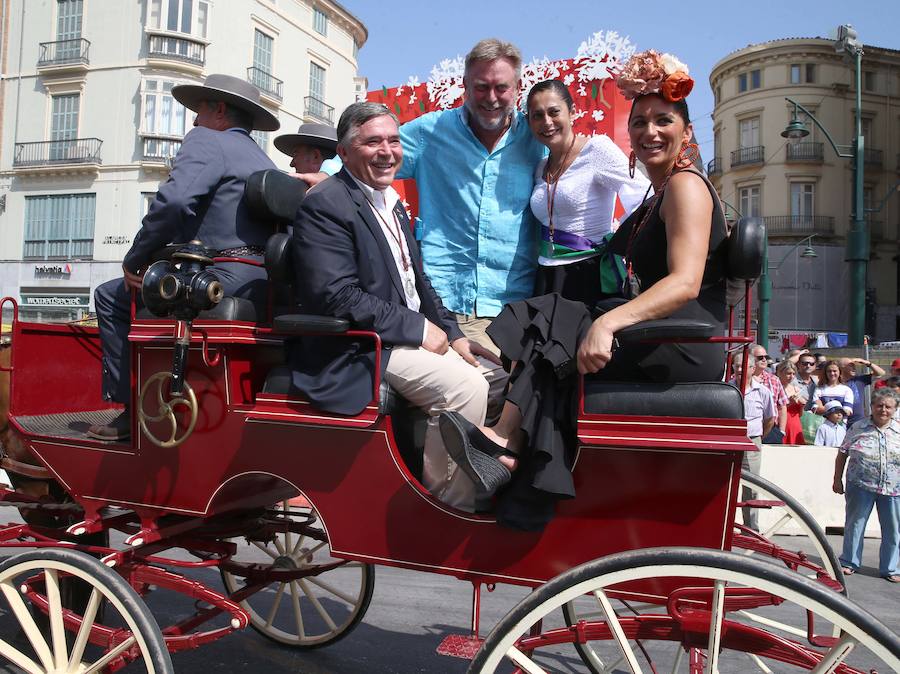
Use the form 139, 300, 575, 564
676, 142, 700, 169
629, 151, 636, 179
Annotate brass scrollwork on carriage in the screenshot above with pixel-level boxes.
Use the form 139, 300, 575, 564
138, 371, 198, 448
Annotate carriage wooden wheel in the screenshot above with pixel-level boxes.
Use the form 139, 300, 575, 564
471, 548, 900, 674
0, 549, 173, 674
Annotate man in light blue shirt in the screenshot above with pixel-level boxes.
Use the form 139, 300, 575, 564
397, 41, 546, 341
321, 39, 546, 354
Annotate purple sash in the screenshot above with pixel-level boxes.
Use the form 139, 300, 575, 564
540, 225, 597, 252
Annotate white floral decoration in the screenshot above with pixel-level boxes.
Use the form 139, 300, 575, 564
425, 56, 465, 110
591, 109, 605, 121
519, 57, 568, 109
574, 29, 636, 82
416, 31, 638, 110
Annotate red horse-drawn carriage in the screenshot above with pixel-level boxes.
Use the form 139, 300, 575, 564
0, 171, 897, 673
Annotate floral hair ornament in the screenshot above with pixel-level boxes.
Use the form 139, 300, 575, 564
615, 50, 694, 102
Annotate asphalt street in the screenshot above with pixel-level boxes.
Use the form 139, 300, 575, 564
166, 533, 900, 673
0, 532, 897, 672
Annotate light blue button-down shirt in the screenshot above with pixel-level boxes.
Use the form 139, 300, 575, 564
397, 107, 547, 316
323, 107, 547, 316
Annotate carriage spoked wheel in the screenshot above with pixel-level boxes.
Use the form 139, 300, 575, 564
0, 548, 172, 673
471, 548, 900, 674
736, 470, 844, 589
220, 500, 374, 649
563, 472, 847, 673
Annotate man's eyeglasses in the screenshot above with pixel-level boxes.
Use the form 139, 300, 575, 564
799, 361, 816, 366
755, 355, 769, 361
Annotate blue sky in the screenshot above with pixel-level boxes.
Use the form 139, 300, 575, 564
341, 0, 898, 162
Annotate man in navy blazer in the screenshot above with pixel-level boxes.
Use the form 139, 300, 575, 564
289, 102, 497, 511
88, 74, 279, 441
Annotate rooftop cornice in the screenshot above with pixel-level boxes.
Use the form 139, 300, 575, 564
710, 37, 900, 84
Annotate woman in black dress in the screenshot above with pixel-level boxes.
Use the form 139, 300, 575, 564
440, 51, 728, 528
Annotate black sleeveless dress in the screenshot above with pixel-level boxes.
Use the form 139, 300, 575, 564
601, 168, 729, 382
484, 169, 729, 530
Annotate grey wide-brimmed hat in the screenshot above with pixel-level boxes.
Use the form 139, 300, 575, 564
172, 73, 280, 132
274, 123, 338, 157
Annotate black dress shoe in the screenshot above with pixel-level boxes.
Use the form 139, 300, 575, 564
438, 411, 512, 496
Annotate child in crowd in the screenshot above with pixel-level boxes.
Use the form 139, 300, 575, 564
815, 400, 848, 447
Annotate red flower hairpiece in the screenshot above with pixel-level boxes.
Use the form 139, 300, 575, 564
616, 50, 694, 102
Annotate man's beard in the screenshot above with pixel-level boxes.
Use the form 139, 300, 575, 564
465, 99, 513, 131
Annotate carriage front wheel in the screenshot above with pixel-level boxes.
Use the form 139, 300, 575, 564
471, 547, 900, 674
0, 548, 172, 673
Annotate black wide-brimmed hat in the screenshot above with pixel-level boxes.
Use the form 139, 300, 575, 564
172, 74, 280, 132
274, 123, 338, 157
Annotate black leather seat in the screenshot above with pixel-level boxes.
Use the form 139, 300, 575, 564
583, 380, 744, 419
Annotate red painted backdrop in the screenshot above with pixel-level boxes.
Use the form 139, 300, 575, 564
363, 30, 638, 220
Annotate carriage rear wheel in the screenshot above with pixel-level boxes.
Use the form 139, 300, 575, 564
472, 547, 900, 674
220, 500, 374, 649
737, 469, 845, 589
0, 548, 172, 673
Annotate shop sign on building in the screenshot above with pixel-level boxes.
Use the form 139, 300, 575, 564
20, 293, 89, 307
33, 263, 73, 278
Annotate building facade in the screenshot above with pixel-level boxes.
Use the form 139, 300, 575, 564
0, 0, 366, 322
709, 37, 900, 345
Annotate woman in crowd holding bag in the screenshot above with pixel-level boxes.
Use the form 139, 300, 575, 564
439, 51, 730, 529
526, 79, 649, 305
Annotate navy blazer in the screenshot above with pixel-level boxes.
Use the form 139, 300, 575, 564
124, 126, 277, 272
288, 168, 463, 415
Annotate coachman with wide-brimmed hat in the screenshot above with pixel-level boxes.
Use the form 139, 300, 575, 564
88, 74, 279, 442
172, 73, 280, 132
274, 122, 337, 174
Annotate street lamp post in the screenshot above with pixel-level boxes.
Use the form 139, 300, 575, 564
781, 24, 865, 346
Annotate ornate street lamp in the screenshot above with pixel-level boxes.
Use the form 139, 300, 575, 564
779, 24, 865, 346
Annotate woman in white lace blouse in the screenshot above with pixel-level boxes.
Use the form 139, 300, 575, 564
527, 79, 650, 306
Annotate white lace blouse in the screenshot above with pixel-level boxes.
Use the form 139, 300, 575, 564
530, 135, 650, 266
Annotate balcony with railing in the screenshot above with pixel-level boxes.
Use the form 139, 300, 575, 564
731, 145, 765, 168
13, 138, 102, 173
763, 215, 835, 237
863, 148, 882, 167
141, 135, 182, 169
146, 32, 206, 72
247, 67, 283, 103
37, 38, 90, 72
304, 96, 334, 124
706, 157, 722, 176
786, 142, 823, 162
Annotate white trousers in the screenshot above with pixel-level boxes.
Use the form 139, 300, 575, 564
384, 346, 489, 511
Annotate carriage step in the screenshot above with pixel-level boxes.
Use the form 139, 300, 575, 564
737, 499, 784, 509
12, 408, 124, 442
436, 634, 483, 659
